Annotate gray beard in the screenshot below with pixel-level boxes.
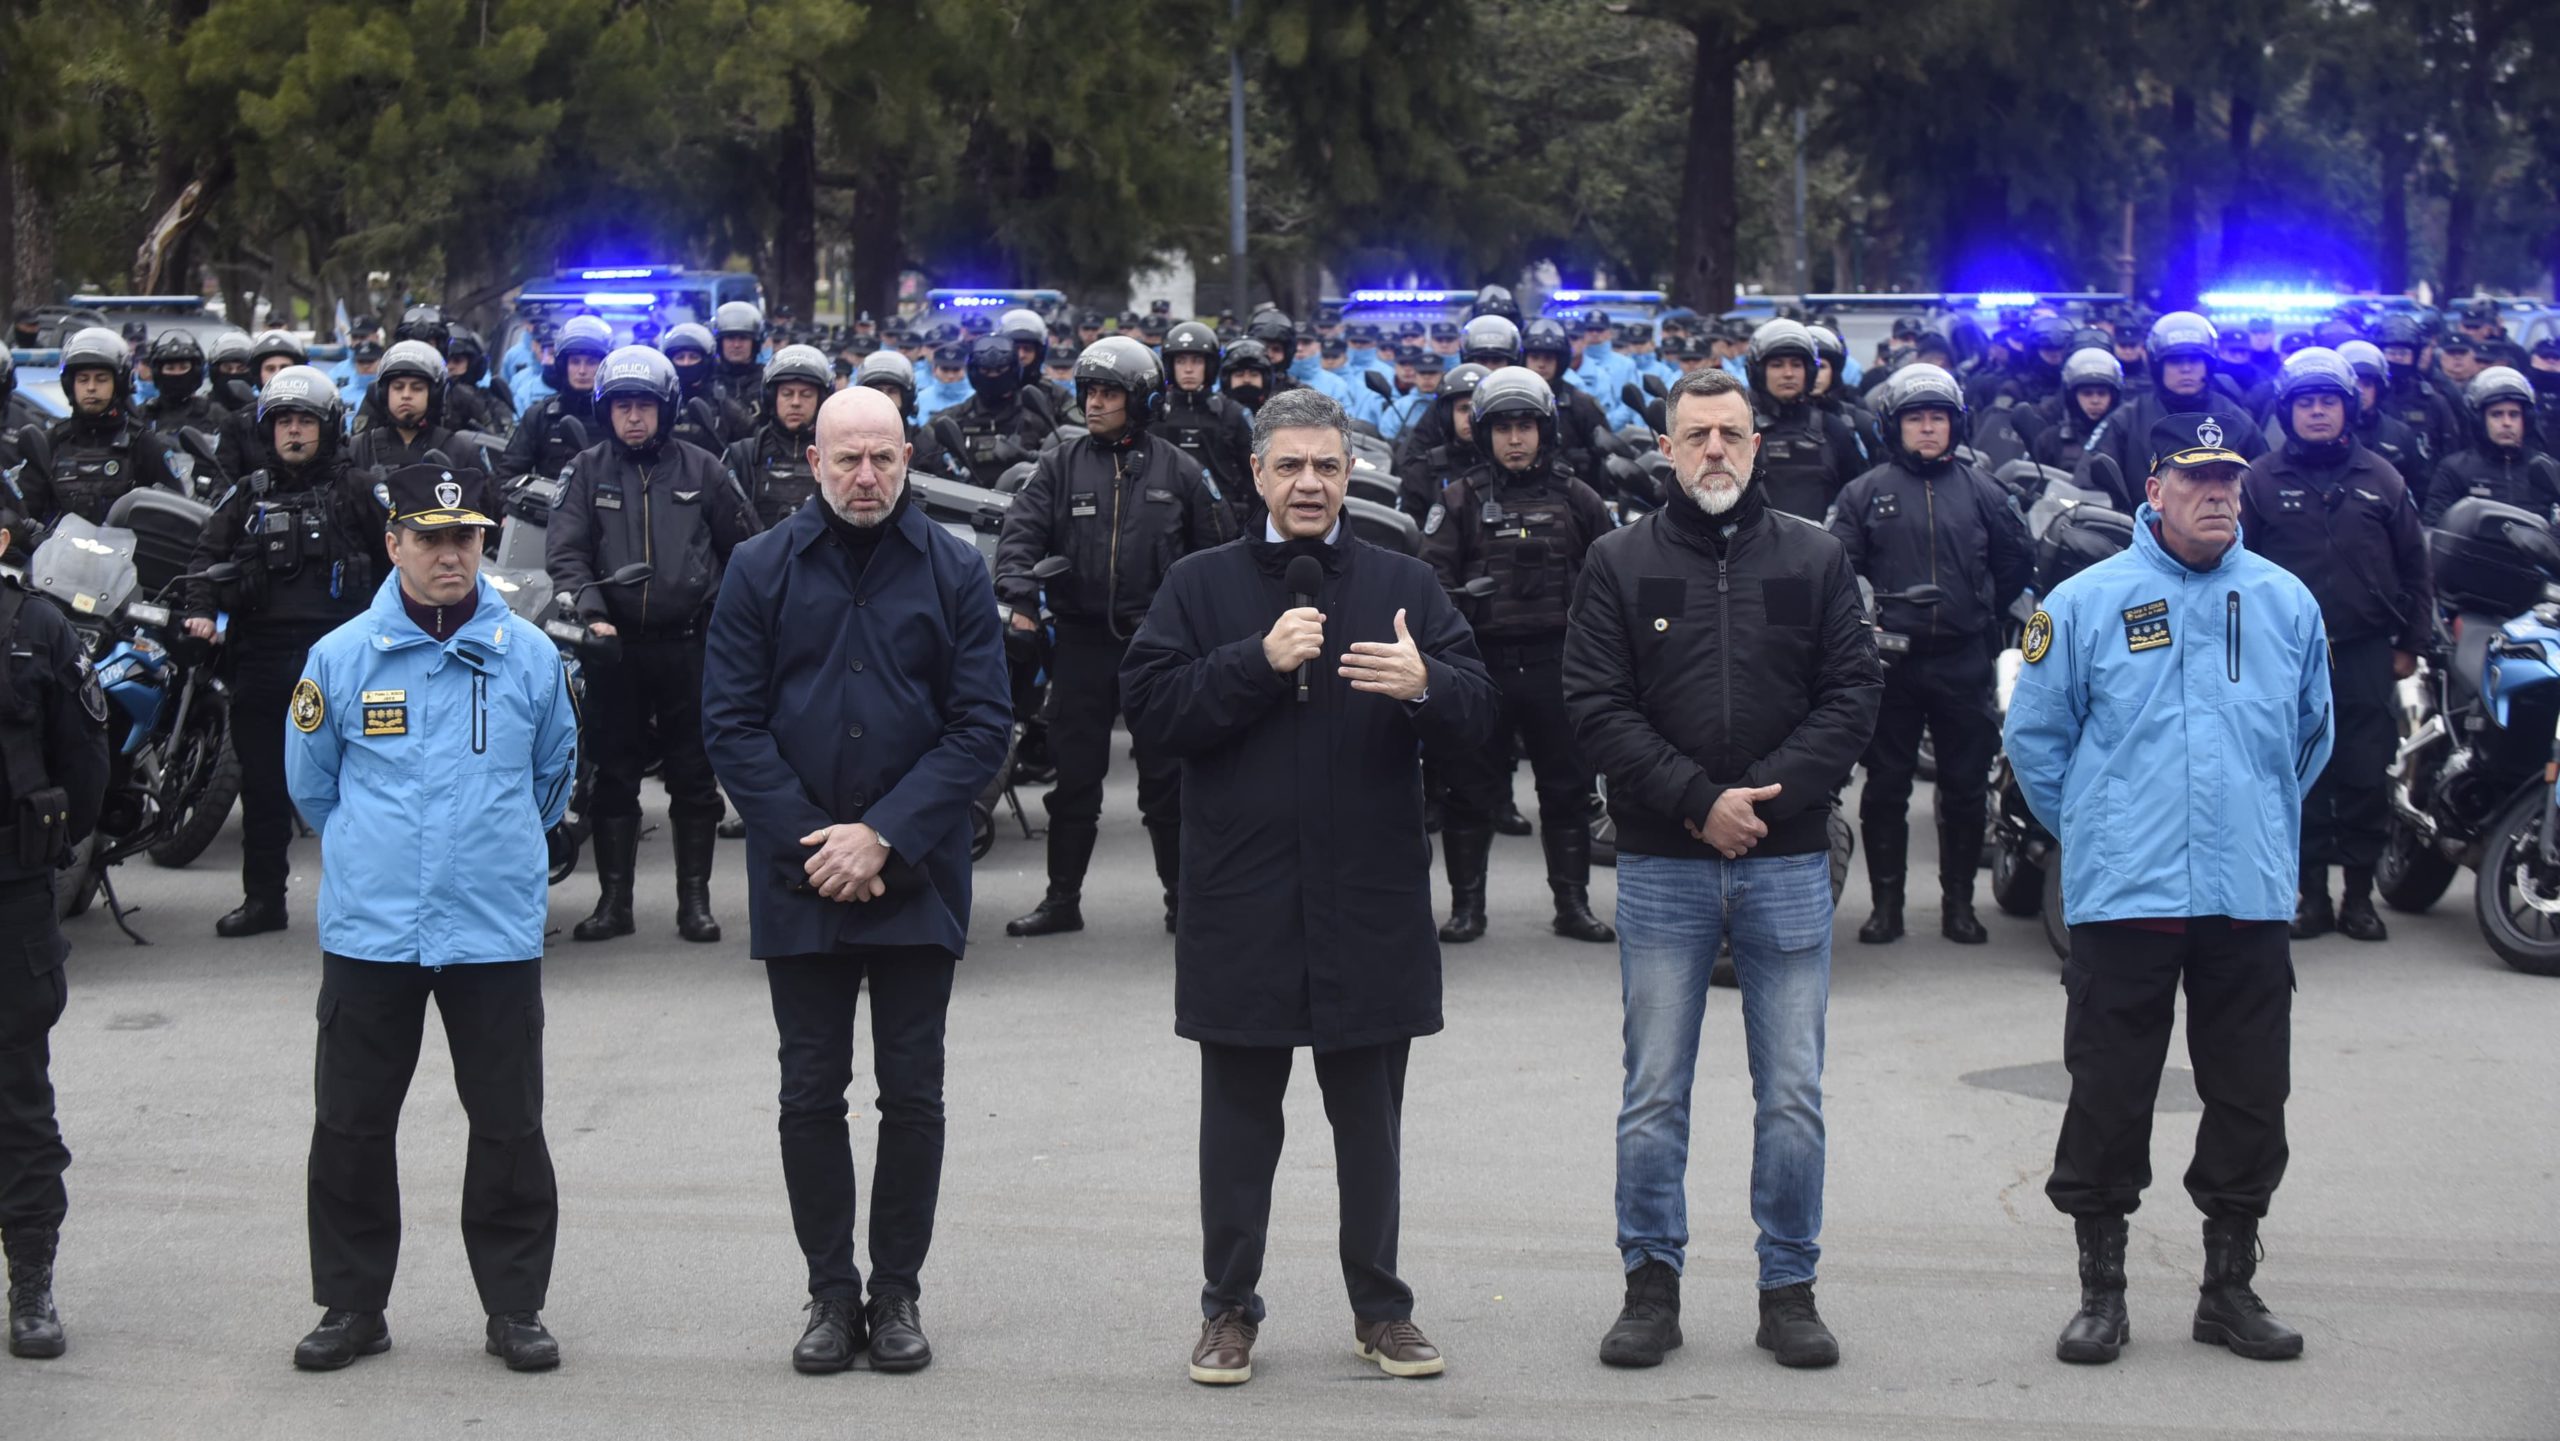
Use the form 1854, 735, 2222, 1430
1684, 470, 1745, 514
824, 476, 903, 528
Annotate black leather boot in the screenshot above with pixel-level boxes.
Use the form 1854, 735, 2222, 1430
573, 815, 639, 942
1940, 814, 1988, 942
1542, 826, 1615, 942
1007, 823, 1094, 936
2056, 1214, 2129, 1364
674, 816, 721, 943
1858, 819, 1906, 944
215, 894, 289, 939
1495, 800, 1532, 837
2194, 1217, 2304, 1360
2291, 864, 2334, 940
6, 1230, 63, 1359
1148, 823, 1181, 935
1438, 826, 1492, 943
2336, 866, 2387, 941
1597, 1259, 1681, 1367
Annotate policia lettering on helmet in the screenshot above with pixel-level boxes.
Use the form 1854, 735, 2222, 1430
18, 328, 188, 530
498, 316, 615, 484
0, 503, 109, 1361
2242, 348, 2435, 942
186, 367, 387, 937
1829, 362, 2034, 945
1747, 320, 1867, 523
1419, 366, 1617, 945
994, 337, 1233, 938
1156, 322, 1258, 529
929, 336, 1058, 491
546, 346, 764, 945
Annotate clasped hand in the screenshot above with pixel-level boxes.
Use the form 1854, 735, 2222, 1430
801, 822, 890, 902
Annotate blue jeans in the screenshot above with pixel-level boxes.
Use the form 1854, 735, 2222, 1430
1613, 850, 1832, 1289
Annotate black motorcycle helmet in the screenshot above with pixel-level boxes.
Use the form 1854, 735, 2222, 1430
1219, 338, 1274, 402
593, 344, 679, 456
2027, 314, 2073, 364
964, 335, 1024, 406
1459, 314, 1524, 369
1074, 335, 1165, 445
144, 329, 208, 401
1521, 318, 1575, 378
1468, 284, 1523, 326
658, 321, 718, 399
58, 327, 136, 415
1161, 320, 1222, 391
1244, 308, 1296, 355
447, 325, 490, 385
393, 303, 450, 355
1468, 365, 1558, 467
255, 364, 345, 468
1745, 319, 1818, 399
372, 339, 449, 429
1435, 361, 1492, 430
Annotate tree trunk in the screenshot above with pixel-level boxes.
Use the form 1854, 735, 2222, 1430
2216, 91, 2255, 276
772, 74, 820, 324
849, 166, 904, 325
0, 128, 15, 324
1670, 17, 1739, 313
2163, 85, 2199, 309
12, 158, 55, 316
2376, 131, 2412, 294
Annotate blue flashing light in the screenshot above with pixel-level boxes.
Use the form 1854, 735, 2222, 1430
1547, 290, 1664, 306
1967, 292, 2042, 309
583, 292, 660, 307
575, 266, 665, 281
2199, 288, 2342, 313
945, 295, 1013, 308
1347, 289, 1464, 305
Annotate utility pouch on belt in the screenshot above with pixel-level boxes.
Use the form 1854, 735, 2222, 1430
8, 786, 68, 869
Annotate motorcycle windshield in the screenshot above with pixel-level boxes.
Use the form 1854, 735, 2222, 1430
27, 514, 142, 621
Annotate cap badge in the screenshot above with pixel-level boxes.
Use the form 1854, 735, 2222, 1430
2196, 417, 2224, 449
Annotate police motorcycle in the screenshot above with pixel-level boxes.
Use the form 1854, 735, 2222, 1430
2375, 499, 2560, 975
12, 508, 243, 929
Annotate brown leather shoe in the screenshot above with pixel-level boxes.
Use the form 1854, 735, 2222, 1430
1354, 1315, 1445, 1377
1189, 1308, 1256, 1385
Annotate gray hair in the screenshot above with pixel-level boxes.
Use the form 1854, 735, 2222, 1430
1662, 365, 1747, 429
1250, 386, 1350, 462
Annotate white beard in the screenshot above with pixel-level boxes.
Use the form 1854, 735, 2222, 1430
1684, 469, 1745, 515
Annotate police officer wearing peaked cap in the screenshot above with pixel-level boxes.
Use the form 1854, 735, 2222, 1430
2003, 408, 2333, 1368
0, 502, 110, 1361
283, 463, 577, 1373
1419, 366, 1617, 945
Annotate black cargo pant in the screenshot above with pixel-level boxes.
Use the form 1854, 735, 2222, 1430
308, 954, 555, 1315
1859, 637, 1998, 896
0, 880, 71, 1257
584, 633, 723, 824
2048, 919, 2292, 1220
1199, 1040, 1412, 1324
766, 946, 955, 1302
228, 624, 335, 906
2302, 635, 2397, 872
1042, 622, 1178, 872
1445, 639, 1591, 831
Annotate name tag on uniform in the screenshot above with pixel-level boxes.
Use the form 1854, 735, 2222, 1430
2122, 598, 2172, 652
363, 704, 409, 736
595, 487, 623, 511
360, 689, 406, 705
1872, 492, 1899, 518
2277, 488, 2306, 513
1070, 491, 1098, 518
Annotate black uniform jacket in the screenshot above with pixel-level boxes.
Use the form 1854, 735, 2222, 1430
2241, 439, 2434, 651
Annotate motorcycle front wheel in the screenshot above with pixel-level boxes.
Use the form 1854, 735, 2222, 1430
148, 724, 241, 869
54, 834, 100, 921
1990, 836, 2044, 917
2474, 789, 2560, 976
2374, 816, 2457, 914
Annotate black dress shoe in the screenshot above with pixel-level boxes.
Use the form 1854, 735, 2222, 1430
1005, 897, 1083, 937
292, 1309, 390, 1371
216, 897, 289, 938
484, 1311, 560, 1371
793, 1296, 867, 1374
865, 1293, 932, 1373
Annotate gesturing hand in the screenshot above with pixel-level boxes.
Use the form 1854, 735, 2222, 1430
1264, 606, 1326, 674
1338, 608, 1429, 702
801, 822, 891, 903
1686, 783, 1782, 860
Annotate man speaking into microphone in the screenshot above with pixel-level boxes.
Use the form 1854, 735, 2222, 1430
1121, 387, 1497, 1387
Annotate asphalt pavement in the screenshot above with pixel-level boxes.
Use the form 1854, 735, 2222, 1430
4, 763, 2555, 1440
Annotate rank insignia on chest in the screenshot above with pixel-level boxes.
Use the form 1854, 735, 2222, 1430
2277, 488, 2306, 513
363, 704, 409, 737
2122, 598, 2172, 652
1070, 492, 1099, 518
1872, 492, 1899, 518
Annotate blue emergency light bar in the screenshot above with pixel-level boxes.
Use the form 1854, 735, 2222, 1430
2199, 288, 2343, 313
1546, 290, 1666, 306
1345, 289, 1466, 305
582, 292, 660, 307
926, 289, 1067, 310
568, 265, 680, 281
65, 293, 211, 309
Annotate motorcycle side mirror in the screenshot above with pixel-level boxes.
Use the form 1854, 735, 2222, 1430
1644, 374, 1669, 399
1457, 576, 1497, 598
178, 428, 222, 471
1030, 555, 1072, 581
203, 561, 243, 586
1891, 583, 1950, 607
1591, 426, 1632, 459
1362, 369, 1393, 401
605, 562, 654, 587
2084, 453, 2127, 505
2499, 520, 2560, 577
1620, 382, 1648, 414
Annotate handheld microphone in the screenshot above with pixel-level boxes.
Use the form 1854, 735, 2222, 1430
1285, 555, 1324, 705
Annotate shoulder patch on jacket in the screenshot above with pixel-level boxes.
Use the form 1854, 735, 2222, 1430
2022, 609, 2053, 664
1422, 503, 1445, 536
291, 677, 326, 732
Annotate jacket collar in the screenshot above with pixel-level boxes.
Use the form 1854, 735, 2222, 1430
2131, 501, 2245, 577
363, 573, 516, 663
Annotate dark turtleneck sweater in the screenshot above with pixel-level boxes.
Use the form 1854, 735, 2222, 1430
819, 484, 913, 577
399, 581, 469, 642
1660, 469, 1767, 553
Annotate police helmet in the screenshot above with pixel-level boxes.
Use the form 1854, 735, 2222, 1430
712, 301, 765, 342
658, 321, 716, 360
1074, 335, 1164, 437
393, 304, 450, 355
208, 330, 253, 371
1522, 318, 1575, 365
995, 308, 1046, 347
1806, 325, 1846, 369
145, 329, 207, 398
1245, 309, 1296, 352
853, 349, 917, 415
761, 344, 835, 420
250, 328, 307, 372
375, 339, 447, 393
2375, 313, 2427, 352
2337, 340, 2388, 384
1219, 338, 1275, 396
2027, 314, 2074, 353
2459, 297, 2502, 326
965, 335, 1023, 403
555, 314, 616, 360
1882, 361, 1966, 419
1441, 361, 1492, 405
2061, 347, 2124, 394
59, 327, 135, 407
593, 344, 679, 451
1468, 365, 1557, 464
2274, 346, 2359, 435
1890, 315, 1926, 342
1469, 284, 1522, 326
2146, 310, 2217, 363
2313, 319, 2362, 350
256, 364, 344, 437
1161, 320, 1221, 364
1459, 314, 1524, 368
2466, 365, 2535, 416
1746, 319, 1817, 394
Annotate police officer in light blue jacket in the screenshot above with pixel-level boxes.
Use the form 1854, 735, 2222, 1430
281, 463, 577, 1378
2001, 411, 2331, 1372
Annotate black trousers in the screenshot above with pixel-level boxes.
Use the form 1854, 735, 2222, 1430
228, 628, 331, 904
2048, 920, 2292, 1220
1199, 1040, 1412, 1324
2303, 635, 2398, 871
585, 634, 723, 824
308, 954, 556, 1314
1042, 623, 1178, 830
1859, 640, 1998, 893
0, 883, 71, 1251
767, 946, 955, 1301
1445, 643, 1591, 831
